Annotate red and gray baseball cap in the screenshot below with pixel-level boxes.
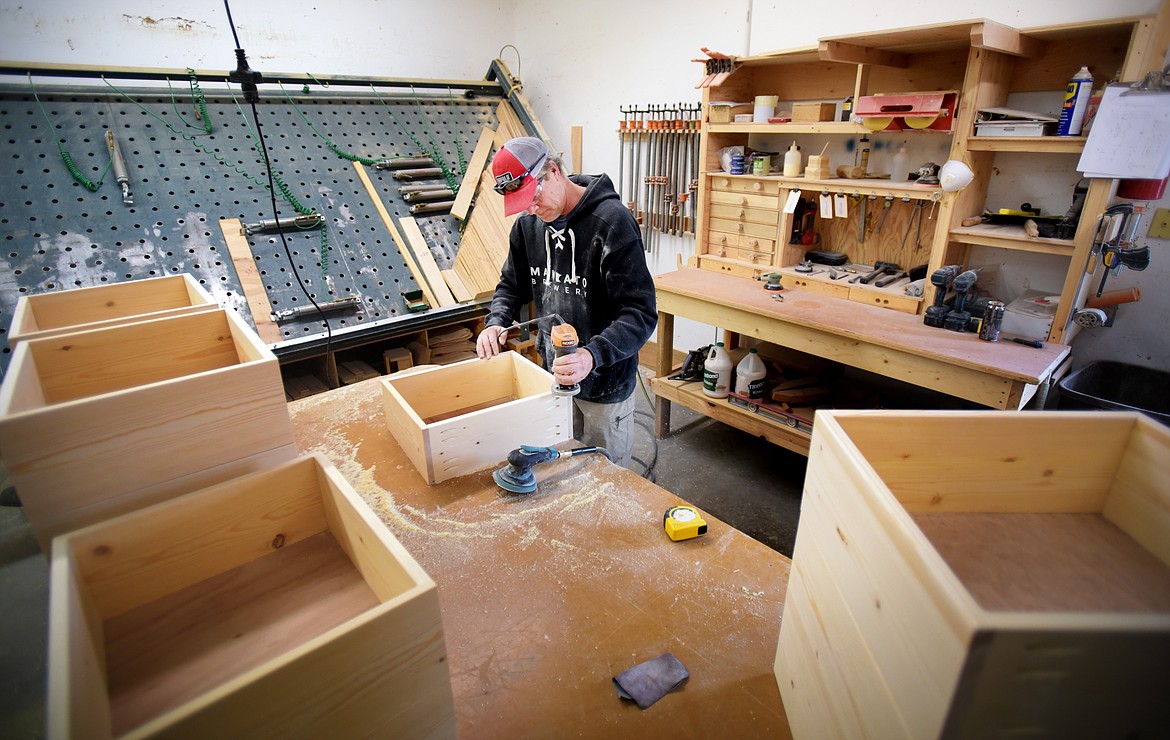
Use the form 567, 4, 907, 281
491, 137, 549, 216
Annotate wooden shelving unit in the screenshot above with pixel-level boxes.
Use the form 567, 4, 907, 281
690, 14, 1161, 338
656, 12, 1165, 451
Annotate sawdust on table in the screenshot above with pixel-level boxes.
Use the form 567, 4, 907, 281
289, 389, 782, 651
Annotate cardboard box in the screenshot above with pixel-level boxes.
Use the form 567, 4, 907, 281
709, 103, 753, 124
48, 454, 455, 739
776, 410, 1170, 739
8, 274, 217, 346
381, 352, 572, 484
791, 102, 837, 123
0, 309, 296, 551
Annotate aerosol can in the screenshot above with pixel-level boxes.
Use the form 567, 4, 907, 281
1057, 67, 1093, 136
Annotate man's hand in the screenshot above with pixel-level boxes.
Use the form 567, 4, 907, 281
551, 347, 594, 387
476, 325, 509, 359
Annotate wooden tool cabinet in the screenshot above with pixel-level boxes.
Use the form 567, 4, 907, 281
659, 13, 1166, 453
693, 14, 1162, 334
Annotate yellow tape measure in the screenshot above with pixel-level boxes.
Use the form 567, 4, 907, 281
664, 505, 708, 541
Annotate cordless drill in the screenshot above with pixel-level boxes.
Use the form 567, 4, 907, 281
550, 322, 582, 397
924, 265, 960, 328
943, 269, 979, 332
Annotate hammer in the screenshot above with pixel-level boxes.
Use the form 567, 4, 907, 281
858, 260, 900, 285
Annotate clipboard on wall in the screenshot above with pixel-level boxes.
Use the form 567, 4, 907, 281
1077, 76, 1170, 180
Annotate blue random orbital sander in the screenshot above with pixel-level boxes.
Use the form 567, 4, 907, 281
493, 445, 613, 493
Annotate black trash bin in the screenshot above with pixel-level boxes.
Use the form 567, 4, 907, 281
1056, 360, 1170, 426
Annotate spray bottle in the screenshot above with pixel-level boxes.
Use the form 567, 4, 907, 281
1056, 67, 1094, 136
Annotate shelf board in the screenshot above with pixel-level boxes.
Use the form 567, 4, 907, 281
705, 171, 942, 200
707, 121, 869, 135
966, 136, 1086, 154
949, 224, 1075, 255
649, 377, 812, 456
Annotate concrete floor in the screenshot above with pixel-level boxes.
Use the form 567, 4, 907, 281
0, 367, 806, 737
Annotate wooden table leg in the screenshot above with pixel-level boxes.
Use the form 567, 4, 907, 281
655, 312, 675, 438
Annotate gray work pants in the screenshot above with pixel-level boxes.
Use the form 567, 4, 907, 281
572, 394, 635, 470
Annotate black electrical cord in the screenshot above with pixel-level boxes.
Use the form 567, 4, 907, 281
223, 0, 243, 48
223, 0, 334, 385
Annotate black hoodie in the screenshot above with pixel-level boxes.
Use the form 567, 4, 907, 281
485, 173, 657, 403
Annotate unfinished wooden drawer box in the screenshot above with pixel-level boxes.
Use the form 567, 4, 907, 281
48, 453, 455, 739
381, 351, 572, 484
0, 309, 296, 551
776, 410, 1170, 739
8, 273, 217, 345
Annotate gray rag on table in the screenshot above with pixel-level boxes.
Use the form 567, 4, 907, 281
612, 652, 689, 709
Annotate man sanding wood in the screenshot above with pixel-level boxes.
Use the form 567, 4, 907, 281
476, 137, 657, 469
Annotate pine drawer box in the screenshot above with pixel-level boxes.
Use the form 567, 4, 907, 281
381, 351, 572, 484
8, 273, 217, 345
48, 453, 455, 739
776, 410, 1170, 739
791, 102, 837, 122
0, 309, 296, 552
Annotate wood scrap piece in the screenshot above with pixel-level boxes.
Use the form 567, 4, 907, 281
773, 376, 821, 392
496, 101, 527, 142
571, 125, 583, 174
399, 217, 456, 307
770, 385, 830, 405
432, 350, 478, 365
284, 373, 329, 400
351, 161, 438, 309
429, 326, 474, 346
453, 167, 515, 299
218, 218, 282, 345
337, 360, 380, 385
452, 126, 497, 221
441, 269, 473, 303
407, 340, 431, 366
382, 347, 413, 374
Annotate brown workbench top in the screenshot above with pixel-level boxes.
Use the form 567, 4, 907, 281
656, 268, 1069, 385
288, 379, 792, 738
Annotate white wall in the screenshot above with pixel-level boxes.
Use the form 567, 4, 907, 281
0, 0, 514, 80
3, 0, 1167, 374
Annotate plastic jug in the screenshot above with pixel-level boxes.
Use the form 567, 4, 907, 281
734, 348, 767, 399
703, 342, 733, 398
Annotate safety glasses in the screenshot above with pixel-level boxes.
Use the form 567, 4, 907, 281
493, 171, 533, 194
493, 157, 545, 195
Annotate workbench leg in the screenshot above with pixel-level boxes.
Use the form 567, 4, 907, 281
654, 312, 675, 438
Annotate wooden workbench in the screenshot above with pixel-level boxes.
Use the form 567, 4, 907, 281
652, 269, 1071, 454
288, 379, 792, 738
